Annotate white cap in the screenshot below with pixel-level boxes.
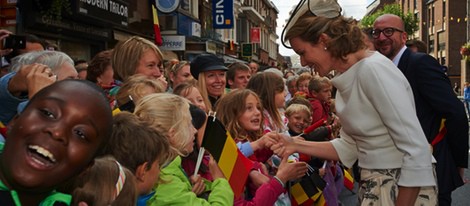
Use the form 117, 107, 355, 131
281, 0, 342, 48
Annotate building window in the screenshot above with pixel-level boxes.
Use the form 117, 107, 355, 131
442, 0, 446, 18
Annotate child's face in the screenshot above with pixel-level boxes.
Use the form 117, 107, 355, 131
287, 111, 311, 134
288, 80, 297, 95
274, 90, 287, 109
229, 69, 251, 89
141, 160, 160, 195
239, 94, 262, 132
183, 119, 197, 154
312, 85, 332, 102
297, 80, 309, 94
2, 83, 111, 193
171, 65, 192, 88
184, 87, 207, 112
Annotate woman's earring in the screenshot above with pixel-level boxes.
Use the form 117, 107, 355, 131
324, 47, 327, 51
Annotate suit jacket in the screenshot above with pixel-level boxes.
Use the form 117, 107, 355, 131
397, 48, 469, 193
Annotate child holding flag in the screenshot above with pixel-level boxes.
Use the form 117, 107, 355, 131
134, 93, 233, 206
215, 89, 307, 205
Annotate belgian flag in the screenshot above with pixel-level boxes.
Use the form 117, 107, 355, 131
151, 1, 163, 46
343, 168, 354, 191
201, 116, 254, 198
290, 171, 326, 205
0, 121, 6, 137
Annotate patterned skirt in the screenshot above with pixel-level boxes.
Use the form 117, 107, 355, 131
357, 167, 438, 206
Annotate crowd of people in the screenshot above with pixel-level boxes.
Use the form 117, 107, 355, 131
0, 0, 468, 205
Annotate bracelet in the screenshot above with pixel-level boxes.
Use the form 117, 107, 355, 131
273, 176, 285, 188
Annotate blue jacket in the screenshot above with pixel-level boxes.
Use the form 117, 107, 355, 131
397, 48, 469, 193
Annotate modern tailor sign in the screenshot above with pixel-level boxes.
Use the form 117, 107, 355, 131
77, 0, 129, 27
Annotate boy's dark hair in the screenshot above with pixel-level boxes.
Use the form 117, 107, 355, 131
286, 96, 313, 113
226, 62, 250, 81
103, 112, 170, 173
74, 59, 88, 66
86, 50, 112, 83
308, 76, 331, 93
406, 39, 427, 53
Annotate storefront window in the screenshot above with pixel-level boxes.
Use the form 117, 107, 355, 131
60, 41, 91, 61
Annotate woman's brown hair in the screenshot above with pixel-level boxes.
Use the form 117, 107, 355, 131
285, 15, 367, 61
246, 72, 285, 132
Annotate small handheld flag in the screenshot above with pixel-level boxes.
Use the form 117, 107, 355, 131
201, 115, 254, 198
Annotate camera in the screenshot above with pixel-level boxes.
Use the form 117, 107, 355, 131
2, 35, 26, 49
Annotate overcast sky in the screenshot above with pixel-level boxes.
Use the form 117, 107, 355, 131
271, 0, 367, 56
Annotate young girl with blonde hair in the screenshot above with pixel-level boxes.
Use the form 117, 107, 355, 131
133, 93, 233, 205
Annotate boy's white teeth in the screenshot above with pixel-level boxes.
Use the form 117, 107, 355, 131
29, 145, 56, 163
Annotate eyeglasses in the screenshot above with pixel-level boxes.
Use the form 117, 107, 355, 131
371, 27, 404, 39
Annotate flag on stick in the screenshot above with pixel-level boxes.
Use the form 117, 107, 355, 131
290, 166, 326, 205
201, 115, 254, 198
343, 168, 354, 191
151, 1, 163, 46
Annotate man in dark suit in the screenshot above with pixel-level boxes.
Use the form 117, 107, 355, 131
373, 14, 469, 206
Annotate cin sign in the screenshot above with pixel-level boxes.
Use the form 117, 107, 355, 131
212, 0, 233, 29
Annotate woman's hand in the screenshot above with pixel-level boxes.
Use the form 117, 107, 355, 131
269, 134, 295, 157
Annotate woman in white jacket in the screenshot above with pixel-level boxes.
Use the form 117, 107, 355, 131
270, 1, 437, 205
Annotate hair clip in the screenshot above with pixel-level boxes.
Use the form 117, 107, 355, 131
113, 161, 127, 200
207, 111, 217, 122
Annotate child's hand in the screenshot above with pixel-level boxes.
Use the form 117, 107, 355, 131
189, 175, 205, 195
207, 155, 225, 180
269, 134, 295, 157
262, 132, 280, 148
276, 156, 308, 183
318, 168, 326, 177
248, 170, 270, 188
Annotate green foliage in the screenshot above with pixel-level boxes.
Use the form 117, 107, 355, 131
35, 0, 72, 21
360, 4, 419, 37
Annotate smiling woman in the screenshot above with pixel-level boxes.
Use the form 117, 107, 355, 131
270, 1, 437, 205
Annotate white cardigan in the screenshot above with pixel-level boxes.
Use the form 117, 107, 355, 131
330, 51, 435, 187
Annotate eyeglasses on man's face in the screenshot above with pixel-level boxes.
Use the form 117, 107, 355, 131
371, 27, 404, 39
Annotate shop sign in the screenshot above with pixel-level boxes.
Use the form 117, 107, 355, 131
39, 15, 110, 38
191, 22, 201, 37
212, 0, 233, 29
242, 43, 252, 57
250, 27, 260, 43
160, 35, 186, 51
76, 0, 128, 27
206, 41, 217, 54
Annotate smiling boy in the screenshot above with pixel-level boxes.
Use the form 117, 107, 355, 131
0, 79, 112, 206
